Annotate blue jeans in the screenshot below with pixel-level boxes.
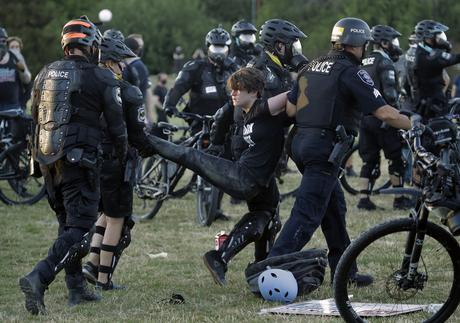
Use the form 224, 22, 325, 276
269, 167, 357, 277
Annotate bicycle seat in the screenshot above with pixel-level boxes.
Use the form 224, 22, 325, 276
157, 122, 179, 132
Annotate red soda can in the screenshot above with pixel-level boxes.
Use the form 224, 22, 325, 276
215, 231, 229, 250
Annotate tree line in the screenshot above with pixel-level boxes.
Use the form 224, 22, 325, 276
2, 0, 460, 76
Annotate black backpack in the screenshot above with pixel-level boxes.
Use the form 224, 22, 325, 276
245, 248, 327, 297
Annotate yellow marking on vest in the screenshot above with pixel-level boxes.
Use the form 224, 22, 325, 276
296, 76, 309, 111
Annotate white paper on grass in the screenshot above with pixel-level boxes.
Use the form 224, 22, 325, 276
259, 298, 432, 317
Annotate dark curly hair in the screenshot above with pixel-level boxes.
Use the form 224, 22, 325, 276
227, 67, 265, 96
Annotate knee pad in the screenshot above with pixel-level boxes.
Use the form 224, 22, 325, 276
54, 228, 92, 274
360, 161, 380, 179
388, 158, 404, 177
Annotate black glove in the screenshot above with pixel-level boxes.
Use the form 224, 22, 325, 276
206, 144, 225, 157
164, 106, 179, 117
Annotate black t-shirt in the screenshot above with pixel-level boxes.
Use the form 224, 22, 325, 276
153, 84, 167, 104
237, 99, 285, 186
125, 59, 150, 98
0, 52, 21, 107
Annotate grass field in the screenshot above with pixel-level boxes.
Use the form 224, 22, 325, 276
0, 164, 459, 322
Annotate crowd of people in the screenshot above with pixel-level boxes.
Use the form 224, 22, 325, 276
3, 13, 458, 316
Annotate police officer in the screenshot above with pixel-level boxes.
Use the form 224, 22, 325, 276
163, 27, 237, 219
103, 29, 141, 89
82, 37, 156, 291
19, 16, 128, 314
413, 20, 460, 120
163, 27, 237, 122
268, 17, 411, 287
358, 25, 412, 210
229, 20, 260, 68
401, 32, 418, 113
146, 67, 289, 286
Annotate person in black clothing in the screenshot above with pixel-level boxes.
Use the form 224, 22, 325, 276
357, 25, 413, 210
146, 67, 290, 285
153, 72, 169, 123
413, 20, 460, 120
267, 17, 411, 287
103, 29, 141, 89
19, 16, 128, 314
82, 37, 156, 291
163, 27, 237, 122
229, 20, 260, 68
7, 36, 32, 110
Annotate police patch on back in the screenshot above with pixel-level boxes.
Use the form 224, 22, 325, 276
307, 60, 335, 75
361, 56, 375, 66
357, 69, 374, 86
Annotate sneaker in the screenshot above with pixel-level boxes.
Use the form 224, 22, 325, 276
18, 271, 47, 315
68, 282, 101, 307
393, 196, 414, 210
95, 280, 126, 291
357, 197, 377, 210
345, 166, 358, 177
349, 273, 374, 287
203, 250, 227, 286
82, 262, 98, 285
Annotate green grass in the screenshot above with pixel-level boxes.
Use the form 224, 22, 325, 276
0, 166, 459, 322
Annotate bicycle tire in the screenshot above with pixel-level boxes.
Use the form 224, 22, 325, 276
334, 218, 460, 322
340, 144, 391, 195
132, 155, 168, 221
0, 142, 46, 205
196, 178, 219, 226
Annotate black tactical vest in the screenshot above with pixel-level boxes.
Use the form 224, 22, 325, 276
36, 60, 100, 164
405, 45, 418, 102
296, 55, 353, 129
189, 62, 232, 116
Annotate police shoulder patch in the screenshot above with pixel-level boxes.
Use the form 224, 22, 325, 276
113, 87, 122, 106
357, 69, 374, 86
137, 105, 146, 123
441, 52, 452, 60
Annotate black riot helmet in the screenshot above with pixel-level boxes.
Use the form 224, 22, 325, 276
259, 19, 307, 67
61, 15, 102, 50
0, 27, 8, 59
415, 19, 450, 50
103, 29, 125, 42
100, 37, 136, 63
231, 20, 257, 37
231, 20, 257, 50
371, 25, 403, 62
259, 19, 306, 51
331, 17, 372, 47
205, 27, 231, 65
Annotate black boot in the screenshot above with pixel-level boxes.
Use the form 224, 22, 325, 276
66, 273, 101, 307
82, 262, 98, 285
357, 197, 377, 210
203, 250, 227, 286
18, 271, 47, 315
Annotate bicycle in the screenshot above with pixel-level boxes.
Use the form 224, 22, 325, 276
133, 112, 220, 226
333, 114, 460, 322
0, 110, 46, 205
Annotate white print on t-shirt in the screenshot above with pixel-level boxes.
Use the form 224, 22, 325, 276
0, 68, 16, 83
243, 122, 255, 147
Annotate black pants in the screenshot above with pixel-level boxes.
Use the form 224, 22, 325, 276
146, 135, 260, 200
100, 159, 133, 218
33, 160, 100, 288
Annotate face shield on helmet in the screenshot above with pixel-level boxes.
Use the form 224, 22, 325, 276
434, 31, 451, 50
237, 33, 256, 50
291, 39, 302, 56
208, 44, 229, 64
388, 37, 403, 62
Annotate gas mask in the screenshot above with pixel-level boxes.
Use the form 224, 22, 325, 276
237, 33, 256, 51
434, 32, 452, 51
208, 44, 229, 65
278, 39, 304, 68
388, 38, 403, 62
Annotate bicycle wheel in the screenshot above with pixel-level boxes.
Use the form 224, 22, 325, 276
0, 143, 46, 205
132, 155, 168, 221
334, 218, 460, 322
196, 176, 219, 226
340, 144, 391, 195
